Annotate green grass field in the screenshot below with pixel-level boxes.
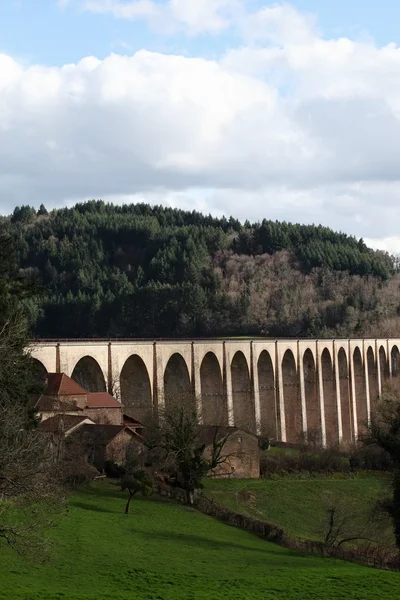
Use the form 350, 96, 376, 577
204, 475, 392, 542
2, 482, 400, 600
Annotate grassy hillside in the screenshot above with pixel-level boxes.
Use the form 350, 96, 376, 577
204, 476, 393, 543
2, 482, 400, 600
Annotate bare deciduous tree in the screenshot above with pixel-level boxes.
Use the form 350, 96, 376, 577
143, 395, 236, 505
316, 492, 390, 550
0, 310, 65, 558
120, 442, 153, 515
0, 400, 65, 558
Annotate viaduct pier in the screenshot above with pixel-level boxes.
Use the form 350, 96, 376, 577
30, 338, 400, 446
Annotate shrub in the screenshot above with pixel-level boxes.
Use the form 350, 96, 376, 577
104, 459, 126, 479
297, 447, 350, 473
121, 470, 154, 514
61, 459, 99, 486
260, 446, 350, 476
349, 446, 392, 472
260, 456, 281, 476
258, 435, 270, 451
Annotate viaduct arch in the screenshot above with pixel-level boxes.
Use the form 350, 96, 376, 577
303, 349, 320, 444
200, 352, 227, 426
338, 348, 352, 444
30, 337, 400, 446
257, 351, 277, 439
32, 358, 47, 381
120, 355, 152, 420
321, 349, 338, 447
353, 347, 367, 436
71, 356, 106, 393
282, 350, 301, 444
164, 353, 194, 412
231, 351, 256, 433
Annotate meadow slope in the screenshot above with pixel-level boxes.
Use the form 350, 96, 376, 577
1, 483, 400, 600
204, 475, 392, 542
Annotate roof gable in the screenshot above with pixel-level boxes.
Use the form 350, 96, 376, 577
123, 414, 143, 425
199, 425, 258, 446
77, 424, 128, 445
86, 392, 121, 408
39, 414, 93, 433
34, 395, 84, 412
45, 373, 87, 396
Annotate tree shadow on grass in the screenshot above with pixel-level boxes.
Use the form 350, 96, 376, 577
146, 530, 299, 558
69, 500, 116, 513
70, 484, 170, 513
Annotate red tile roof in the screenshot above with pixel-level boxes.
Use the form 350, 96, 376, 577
45, 373, 87, 396
86, 392, 121, 408
123, 414, 144, 426
124, 426, 145, 442
77, 424, 130, 445
39, 414, 91, 433
34, 395, 84, 412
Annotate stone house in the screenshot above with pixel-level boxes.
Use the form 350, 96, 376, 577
123, 413, 145, 440
35, 374, 259, 478
201, 426, 260, 479
39, 414, 96, 461
85, 392, 123, 425
71, 424, 136, 471
33, 373, 123, 425
36, 373, 139, 469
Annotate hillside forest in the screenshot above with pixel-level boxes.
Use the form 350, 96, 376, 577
2, 200, 399, 339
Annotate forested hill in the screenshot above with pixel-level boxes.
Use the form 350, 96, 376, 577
1, 200, 398, 339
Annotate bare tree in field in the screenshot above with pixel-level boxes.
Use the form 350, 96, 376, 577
143, 394, 236, 505
120, 442, 153, 515
315, 491, 391, 550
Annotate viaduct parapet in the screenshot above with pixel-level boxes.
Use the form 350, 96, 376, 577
30, 338, 400, 445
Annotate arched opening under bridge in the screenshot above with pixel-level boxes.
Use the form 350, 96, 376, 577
257, 351, 277, 440
322, 349, 338, 446
380, 346, 390, 392
391, 346, 400, 378
282, 350, 301, 443
164, 353, 194, 413
200, 352, 227, 426
120, 355, 152, 420
353, 348, 367, 437
71, 356, 106, 393
31, 358, 48, 383
367, 347, 378, 418
338, 349, 352, 444
303, 349, 320, 447
231, 352, 256, 433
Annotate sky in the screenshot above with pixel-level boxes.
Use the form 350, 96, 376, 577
1, 1, 400, 252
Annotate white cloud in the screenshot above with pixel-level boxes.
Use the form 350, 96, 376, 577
242, 2, 318, 45
0, 50, 303, 201
83, 0, 159, 21
365, 237, 400, 255
3, 3, 400, 243
110, 40, 133, 51
82, 0, 245, 35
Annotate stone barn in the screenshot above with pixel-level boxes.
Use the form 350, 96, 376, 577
201, 426, 260, 479
73, 424, 136, 471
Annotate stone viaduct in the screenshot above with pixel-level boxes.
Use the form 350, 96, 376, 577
30, 338, 400, 446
